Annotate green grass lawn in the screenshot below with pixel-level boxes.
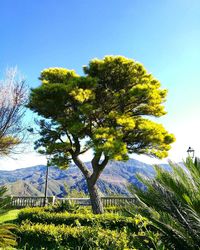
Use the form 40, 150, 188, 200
0, 209, 20, 223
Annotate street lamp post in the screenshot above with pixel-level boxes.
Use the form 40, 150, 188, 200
44, 156, 50, 207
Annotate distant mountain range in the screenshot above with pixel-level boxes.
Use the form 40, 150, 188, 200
0, 159, 171, 197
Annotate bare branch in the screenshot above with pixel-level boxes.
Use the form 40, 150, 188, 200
0, 68, 28, 156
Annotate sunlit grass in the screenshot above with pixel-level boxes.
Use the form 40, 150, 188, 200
0, 209, 20, 224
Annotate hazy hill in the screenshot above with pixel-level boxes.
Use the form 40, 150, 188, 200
0, 159, 170, 197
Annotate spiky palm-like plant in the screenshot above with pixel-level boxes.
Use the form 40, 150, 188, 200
128, 158, 200, 250
0, 186, 17, 248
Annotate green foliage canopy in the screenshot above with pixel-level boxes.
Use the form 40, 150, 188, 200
28, 56, 175, 168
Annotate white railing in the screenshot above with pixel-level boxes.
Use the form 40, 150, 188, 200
10, 196, 53, 208
9, 196, 136, 208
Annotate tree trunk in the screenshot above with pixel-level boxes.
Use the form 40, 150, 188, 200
72, 154, 107, 214
87, 180, 104, 214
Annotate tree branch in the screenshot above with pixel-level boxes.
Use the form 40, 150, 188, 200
90, 154, 109, 186
72, 155, 91, 179
99, 155, 109, 170
65, 131, 73, 147
91, 152, 102, 170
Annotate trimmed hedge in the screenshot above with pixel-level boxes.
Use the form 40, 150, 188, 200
17, 222, 129, 250
16, 208, 164, 249
18, 208, 141, 231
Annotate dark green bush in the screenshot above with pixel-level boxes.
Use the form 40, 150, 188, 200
17, 222, 129, 250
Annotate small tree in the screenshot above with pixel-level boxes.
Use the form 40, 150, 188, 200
0, 68, 28, 156
28, 56, 175, 214
0, 68, 27, 247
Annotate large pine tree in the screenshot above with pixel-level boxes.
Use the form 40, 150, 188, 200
28, 56, 175, 213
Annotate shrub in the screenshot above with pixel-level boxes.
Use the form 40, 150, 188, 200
18, 208, 142, 231
51, 199, 80, 213
17, 208, 165, 249
104, 206, 122, 213
17, 222, 129, 250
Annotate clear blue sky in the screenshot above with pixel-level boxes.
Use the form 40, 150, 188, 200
0, 0, 200, 169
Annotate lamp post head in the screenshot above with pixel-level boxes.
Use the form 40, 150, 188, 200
187, 146, 195, 159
